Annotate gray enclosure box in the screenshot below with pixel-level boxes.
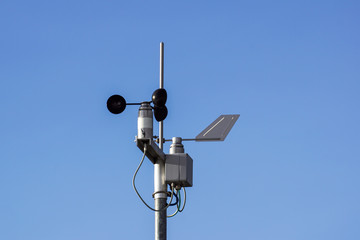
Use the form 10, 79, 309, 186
165, 153, 193, 187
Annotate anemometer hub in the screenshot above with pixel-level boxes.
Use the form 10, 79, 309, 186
137, 102, 153, 140
106, 88, 168, 122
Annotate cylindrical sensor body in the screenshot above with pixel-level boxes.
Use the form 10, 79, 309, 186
137, 103, 153, 139
169, 137, 184, 154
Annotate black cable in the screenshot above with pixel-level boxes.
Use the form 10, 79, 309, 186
169, 190, 178, 206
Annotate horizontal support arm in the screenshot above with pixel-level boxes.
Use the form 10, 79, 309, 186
135, 137, 166, 164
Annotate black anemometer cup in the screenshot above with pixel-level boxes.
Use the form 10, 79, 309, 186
152, 88, 168, 122
107, 95, 127, 114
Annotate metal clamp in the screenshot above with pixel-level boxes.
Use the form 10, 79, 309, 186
152, 190, 168, 198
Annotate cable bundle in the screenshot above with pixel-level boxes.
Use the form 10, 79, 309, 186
132, 144, 187, 217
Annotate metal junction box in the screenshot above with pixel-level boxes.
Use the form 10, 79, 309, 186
165, 153, 193, 187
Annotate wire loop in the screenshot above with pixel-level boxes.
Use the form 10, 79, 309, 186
132, 144, 175, 212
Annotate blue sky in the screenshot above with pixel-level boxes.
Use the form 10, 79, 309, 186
1, 1, 359, 239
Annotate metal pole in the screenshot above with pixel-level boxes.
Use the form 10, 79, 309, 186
159, 42, 164, 149
154, 42, 167, 240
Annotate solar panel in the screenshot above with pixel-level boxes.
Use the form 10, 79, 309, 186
195, 114, 240, 141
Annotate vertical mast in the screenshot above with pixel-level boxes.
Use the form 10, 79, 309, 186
154, 42, 167, 240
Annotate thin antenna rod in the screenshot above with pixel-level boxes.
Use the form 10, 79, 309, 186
159, 42, 164, 149
160, 42, 164, 89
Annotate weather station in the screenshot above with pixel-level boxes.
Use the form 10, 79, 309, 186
106, 42, 239, 240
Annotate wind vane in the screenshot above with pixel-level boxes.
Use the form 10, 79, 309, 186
106, 42, 239, 240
